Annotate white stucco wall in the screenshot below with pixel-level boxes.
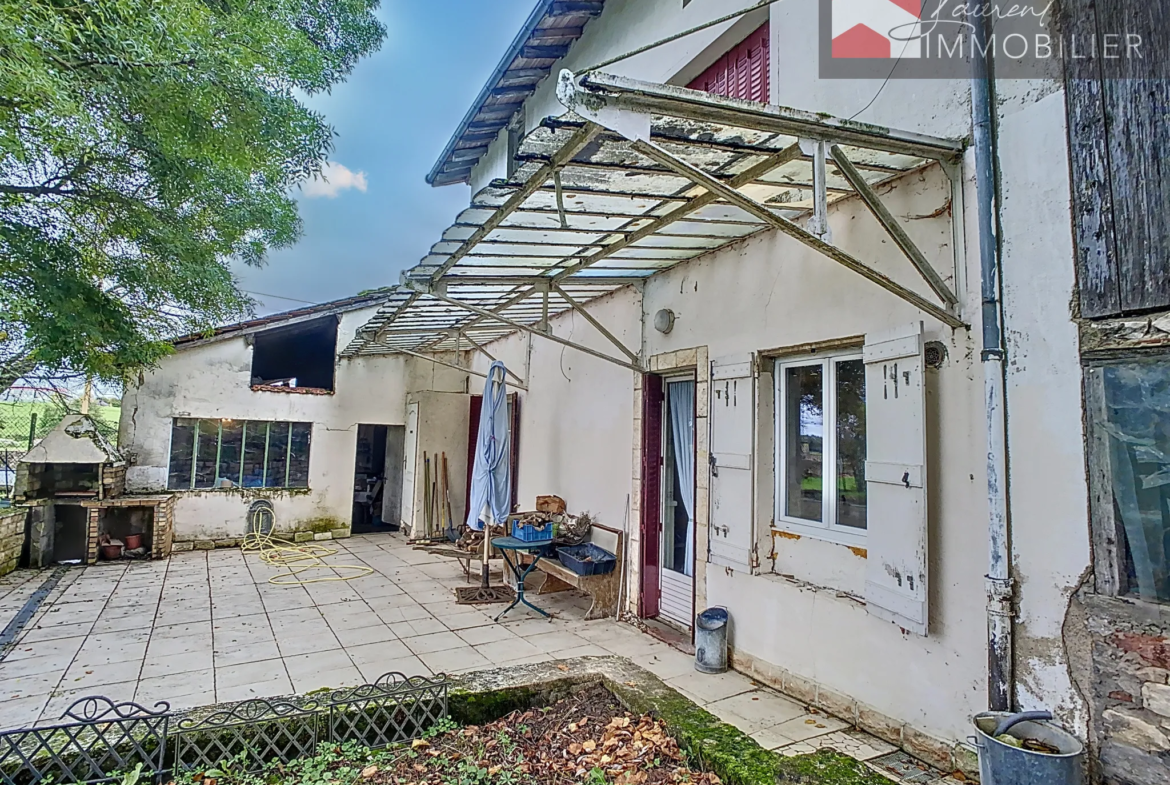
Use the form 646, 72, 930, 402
452, 1, 1092, 749
468, 287, 640, 530
119, 308, 468, 541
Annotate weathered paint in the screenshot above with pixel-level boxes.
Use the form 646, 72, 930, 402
453, 0, 1091, 753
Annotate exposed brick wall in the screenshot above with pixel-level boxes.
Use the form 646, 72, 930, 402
1082, 593, 1170, 784
170, 524, 351, 553
0, 509, 26, 577
101, 463, 126, 498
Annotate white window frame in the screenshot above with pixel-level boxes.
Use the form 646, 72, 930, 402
773, 351, 867, 548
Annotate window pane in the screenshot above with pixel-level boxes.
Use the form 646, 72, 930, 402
785, 365, 823, 522
168, 419, 196, 490
836, 359, 867, 529
242, 421, 268, 488
193, 420, 220, 488
1101, 362, 1170, 603
265, 421, 290, 488
287, 423, 312, 488
217, 421, 243, 487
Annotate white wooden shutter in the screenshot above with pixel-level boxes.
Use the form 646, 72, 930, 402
863, 323, 929, 635
708, 354, 755, 570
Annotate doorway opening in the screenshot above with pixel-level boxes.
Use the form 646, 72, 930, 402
352, 424, 404, 534
639, 373, 697, 631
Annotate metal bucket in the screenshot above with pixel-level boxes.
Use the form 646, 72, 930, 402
972, 711, 1085, 785
694, 607, 728, 673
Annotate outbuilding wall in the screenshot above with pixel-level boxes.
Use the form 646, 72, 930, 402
119, 308, 468, 545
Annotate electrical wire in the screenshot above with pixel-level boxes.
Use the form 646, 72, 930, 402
241, 500, 374, 586
579, 0, 783, 75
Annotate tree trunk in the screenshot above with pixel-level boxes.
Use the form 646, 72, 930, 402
0, 353, 38, 394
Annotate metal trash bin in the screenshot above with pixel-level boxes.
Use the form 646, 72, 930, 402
694, 607, 728, 673
971, 711, 1085, 785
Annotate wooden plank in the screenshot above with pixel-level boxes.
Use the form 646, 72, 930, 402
1097, 0, 1170, 313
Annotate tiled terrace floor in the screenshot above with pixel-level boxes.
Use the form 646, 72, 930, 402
0, 533, 928, 778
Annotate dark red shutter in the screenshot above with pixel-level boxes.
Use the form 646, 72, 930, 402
687, 22, 770, 103
639, 374, 664, 619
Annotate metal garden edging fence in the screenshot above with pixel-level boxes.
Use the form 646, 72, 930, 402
0, 672, 448, 785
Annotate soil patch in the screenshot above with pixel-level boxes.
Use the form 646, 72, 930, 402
377, 684, 720, 785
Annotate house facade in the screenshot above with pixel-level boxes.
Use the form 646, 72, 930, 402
116, 0, 1170, 782
343, 1, 1168, 782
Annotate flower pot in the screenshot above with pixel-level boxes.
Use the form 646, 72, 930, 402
123, 534, 143, 550
100, 544, 123, 561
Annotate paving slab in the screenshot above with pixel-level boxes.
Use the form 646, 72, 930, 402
0, 532, 935, 784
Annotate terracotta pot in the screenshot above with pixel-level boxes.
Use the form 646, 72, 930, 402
123, 534, 143, 550
100, 544, 122, 561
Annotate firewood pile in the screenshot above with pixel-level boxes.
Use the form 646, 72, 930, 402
454, 522, 506, 553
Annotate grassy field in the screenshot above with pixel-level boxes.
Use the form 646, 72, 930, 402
0, 401, 121, 451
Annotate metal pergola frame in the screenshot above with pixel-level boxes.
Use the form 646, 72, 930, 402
344, 72, 968, 371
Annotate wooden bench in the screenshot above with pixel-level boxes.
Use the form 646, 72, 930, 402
520, 523, 624, 620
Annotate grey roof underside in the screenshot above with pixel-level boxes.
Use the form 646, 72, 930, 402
427, 0, 605, 186
346, 78, 962, 358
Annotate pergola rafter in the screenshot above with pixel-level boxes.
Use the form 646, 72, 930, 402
342, 73, 968, 368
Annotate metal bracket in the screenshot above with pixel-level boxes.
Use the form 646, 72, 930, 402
629, 138, 966, 329
800, 138, 832, 242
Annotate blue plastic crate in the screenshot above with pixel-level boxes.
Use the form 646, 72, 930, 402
511, 518, 557, 542
556, 543, 617, 576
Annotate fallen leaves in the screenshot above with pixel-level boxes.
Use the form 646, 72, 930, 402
371, 684, 721, 785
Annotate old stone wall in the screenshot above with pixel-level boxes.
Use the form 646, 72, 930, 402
0, 508, 25, 577
1080, 592, 1170, 784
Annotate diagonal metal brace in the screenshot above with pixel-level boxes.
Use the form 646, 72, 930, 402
406, 284, 644, 372
829, 145, 959, 309
629, 139, 966, 329
551, 283, 640, 363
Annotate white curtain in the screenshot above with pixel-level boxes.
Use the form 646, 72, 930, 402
669, 380, 696, 577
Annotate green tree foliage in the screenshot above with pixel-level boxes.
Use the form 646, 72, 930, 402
0, 0, 385, 390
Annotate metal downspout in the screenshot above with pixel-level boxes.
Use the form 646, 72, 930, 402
970, 4, 1013, 712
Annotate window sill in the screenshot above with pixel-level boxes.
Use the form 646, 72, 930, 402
772, 518, 867, 549
251, 384, 333, 395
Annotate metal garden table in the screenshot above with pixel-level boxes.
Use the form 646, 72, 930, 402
491, 536, 554, 621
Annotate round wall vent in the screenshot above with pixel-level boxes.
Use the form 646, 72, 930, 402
924, 341, 947, 369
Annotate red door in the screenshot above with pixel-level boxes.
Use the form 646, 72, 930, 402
639, 374, 664, 618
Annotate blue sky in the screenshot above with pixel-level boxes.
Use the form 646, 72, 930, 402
234, 0, 535, 315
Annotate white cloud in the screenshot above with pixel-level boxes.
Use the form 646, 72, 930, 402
301, 161, 369, 199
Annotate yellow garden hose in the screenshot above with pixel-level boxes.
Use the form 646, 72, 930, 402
241, 500, 373, 586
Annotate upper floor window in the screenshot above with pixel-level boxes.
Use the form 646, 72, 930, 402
775, 351, 867, 540
687, 22, 770, 104
251, 315, 338, 392
168, 418, 311, 490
